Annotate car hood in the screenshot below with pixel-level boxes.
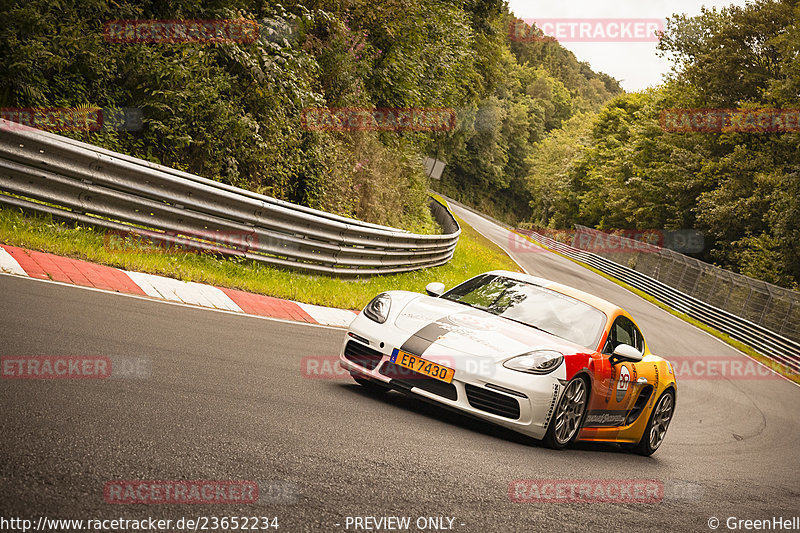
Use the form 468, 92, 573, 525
393, 294, 589, 361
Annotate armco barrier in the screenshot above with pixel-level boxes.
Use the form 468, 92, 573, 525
573, 225, 800, 342
0, 119, 460, 276
517, 229, 800, 375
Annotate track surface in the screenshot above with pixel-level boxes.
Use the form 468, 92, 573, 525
1, 206, 799, 532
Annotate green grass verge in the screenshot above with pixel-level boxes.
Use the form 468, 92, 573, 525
0, 204, 521, 311
512, 230, 800, 385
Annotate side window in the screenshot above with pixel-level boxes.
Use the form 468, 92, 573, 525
629, 320, 644, 353
604, 316, 644, 354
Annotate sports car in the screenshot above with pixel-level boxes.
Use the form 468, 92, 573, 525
339, 270, 676, 455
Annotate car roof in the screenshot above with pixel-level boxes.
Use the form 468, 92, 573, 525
485, 270, 623, 317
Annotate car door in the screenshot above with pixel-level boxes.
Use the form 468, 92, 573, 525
599, 316, 644, 424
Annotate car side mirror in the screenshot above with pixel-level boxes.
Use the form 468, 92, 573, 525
425, 282, 445, 297
610, 343, 643, 365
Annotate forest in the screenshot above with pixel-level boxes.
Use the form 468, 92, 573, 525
1, 0, 797, 287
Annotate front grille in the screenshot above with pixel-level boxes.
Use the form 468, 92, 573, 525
380, 361, 458, 401
464, 384, 521, 420
343, 340, 383, 370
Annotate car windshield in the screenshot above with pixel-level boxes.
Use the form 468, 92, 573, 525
442, 274, 607, 349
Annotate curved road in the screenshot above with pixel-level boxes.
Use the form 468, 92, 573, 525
1, 205, 798, 532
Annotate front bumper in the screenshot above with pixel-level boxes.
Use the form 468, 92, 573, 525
338, 324, 566, 441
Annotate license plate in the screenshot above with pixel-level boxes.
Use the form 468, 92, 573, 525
390, 349, 455, 383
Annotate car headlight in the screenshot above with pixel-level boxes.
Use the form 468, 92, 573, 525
363, 293, 392, 324
503, 350, 564, 374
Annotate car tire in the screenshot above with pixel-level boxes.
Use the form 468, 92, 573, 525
543, 375, 589, 450
351, 373, 390, 394
629, 389, 674, 456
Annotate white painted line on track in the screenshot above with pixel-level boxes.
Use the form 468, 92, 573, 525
0, 272, 347, 331
123, 270, 167, 299
297, 302, 357, 328
125, 270, 241, 311
0, 248, 27, 276
193, 283, 242, 312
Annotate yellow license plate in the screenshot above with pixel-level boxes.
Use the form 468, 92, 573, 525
390, 349, 455, 383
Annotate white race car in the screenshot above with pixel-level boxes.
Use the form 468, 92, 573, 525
339, 271, 676, 454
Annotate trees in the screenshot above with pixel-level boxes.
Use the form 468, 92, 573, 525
432, 11, 622, 221
0, 0, 620, 235
522, 0, 800, 288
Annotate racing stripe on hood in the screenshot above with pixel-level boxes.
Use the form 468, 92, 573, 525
399, 309, 518, 356
399, 309, 505, 355
399, 321, 450, 355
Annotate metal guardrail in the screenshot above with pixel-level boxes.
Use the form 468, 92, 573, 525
573, 225, 800, 342
517, 228, 800, 375
0, 119, 460, 276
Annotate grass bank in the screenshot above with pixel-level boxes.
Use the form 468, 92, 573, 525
0, 203, 521, 310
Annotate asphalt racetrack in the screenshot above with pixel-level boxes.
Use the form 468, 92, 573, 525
1, 205, 798, 532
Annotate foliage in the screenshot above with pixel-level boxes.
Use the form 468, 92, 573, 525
524, 0, 800, 288
0, 0, 622, 235
433, 11, 623, 221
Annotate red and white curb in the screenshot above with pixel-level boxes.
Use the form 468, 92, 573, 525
0, 245, 357, 328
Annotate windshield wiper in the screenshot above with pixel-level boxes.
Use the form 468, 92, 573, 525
499, 315, 555, 336
447, 299, 489, 313
448, 300, 559, 338
446, 299, 555, 338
